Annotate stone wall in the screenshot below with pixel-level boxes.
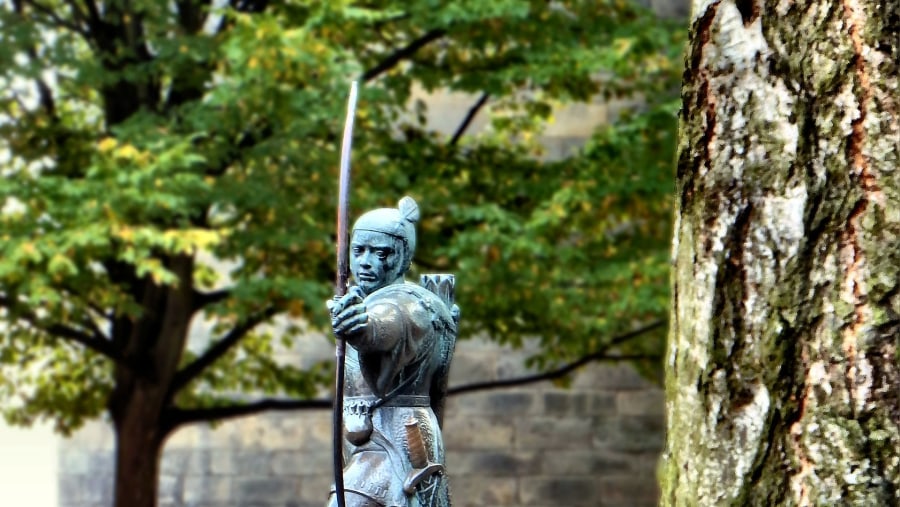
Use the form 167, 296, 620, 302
59, 337, 664, 507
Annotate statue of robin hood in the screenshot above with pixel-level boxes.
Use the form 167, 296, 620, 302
326, 196, 459, 507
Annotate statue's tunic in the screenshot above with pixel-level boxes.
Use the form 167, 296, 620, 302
328, 282, 456, 507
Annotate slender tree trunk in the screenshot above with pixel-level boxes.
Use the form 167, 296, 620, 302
108, 256, 194, 507
662, 1, 900, 505
113, 386, 165, 507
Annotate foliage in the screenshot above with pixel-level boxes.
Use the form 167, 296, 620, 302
0, 0, 682, 434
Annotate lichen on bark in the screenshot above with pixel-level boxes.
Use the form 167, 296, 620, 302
662, 1, 900, 505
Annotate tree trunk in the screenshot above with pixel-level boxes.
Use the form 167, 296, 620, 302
112, 386, 165, 507
662, 1, 900, 505
108, 256, 195, 507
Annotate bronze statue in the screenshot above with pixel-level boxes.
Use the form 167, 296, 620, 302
327, 196, 458, 507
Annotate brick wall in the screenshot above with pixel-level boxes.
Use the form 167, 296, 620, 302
58, 337, 664, 507
441, 346, 664, 507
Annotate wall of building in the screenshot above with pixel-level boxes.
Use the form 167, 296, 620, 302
58, 337, 664, 507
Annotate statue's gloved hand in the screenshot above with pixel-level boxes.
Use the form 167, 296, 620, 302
326, 286, 367, 341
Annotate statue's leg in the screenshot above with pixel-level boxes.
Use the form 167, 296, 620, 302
412, 475, 450, 507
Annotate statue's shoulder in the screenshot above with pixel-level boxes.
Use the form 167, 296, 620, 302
365, 281, 441, 304
366, 282, 453, 323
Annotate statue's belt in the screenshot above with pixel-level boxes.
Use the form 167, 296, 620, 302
342, 394, 445, 497
344, 395, 430, 411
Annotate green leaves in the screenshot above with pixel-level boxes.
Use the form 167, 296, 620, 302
174, 325, 332, 412
407, 100, 679, 374
0, 0, 683, 431
0, 331, 111, 435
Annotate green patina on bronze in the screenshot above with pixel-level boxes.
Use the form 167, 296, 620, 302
328, 197, 459, 507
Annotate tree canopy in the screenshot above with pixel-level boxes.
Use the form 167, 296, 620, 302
0, 0, 682, 436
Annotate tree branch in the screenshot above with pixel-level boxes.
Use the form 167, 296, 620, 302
361, 28, 447, 83
167, 305, 280, 398
20, 0, 87, 35
231, 0, 269, 13
71, 307, 111, 345
447, 321, 665, 395
206, 0, 271, 34
61, 0, 88, 28
449, 353, 662, 395
165, 397, 330, 430
175, 0, 212, 33
164, 1, 217, 111
79, 0, 101, 27
0, 295, 120, 362
34, 75, 58, 119
44, 321, 117, 357
12, 1, 59, 121
607, 319, 665, 347
449, 92, 490, 146
58, 283, 112, 325
168, 321, 665, 427
192, 288, 231, 311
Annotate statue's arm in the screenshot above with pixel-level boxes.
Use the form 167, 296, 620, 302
332, 289, 432, 354
344, 300, 395, 351
355, 297, 434, 356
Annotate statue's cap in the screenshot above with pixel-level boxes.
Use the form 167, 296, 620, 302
352, 196, 420, 253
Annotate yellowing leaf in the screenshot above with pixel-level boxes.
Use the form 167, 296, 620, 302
162, 229, 222, 253
98, 137, 117, 152
21, 242, 36, 255
116, 227, 134, 241
114, 144, 140, 160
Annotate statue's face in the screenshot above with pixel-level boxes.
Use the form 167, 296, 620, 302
350, 230, 407, 295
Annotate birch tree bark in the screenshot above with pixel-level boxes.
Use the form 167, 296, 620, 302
662, 1, 900, 505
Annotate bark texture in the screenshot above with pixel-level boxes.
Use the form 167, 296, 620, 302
662, 1, 900, 505
108, 256, 195, 507
112, 389, 165, 507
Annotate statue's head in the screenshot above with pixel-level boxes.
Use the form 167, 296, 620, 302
350, 196, 419, 295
